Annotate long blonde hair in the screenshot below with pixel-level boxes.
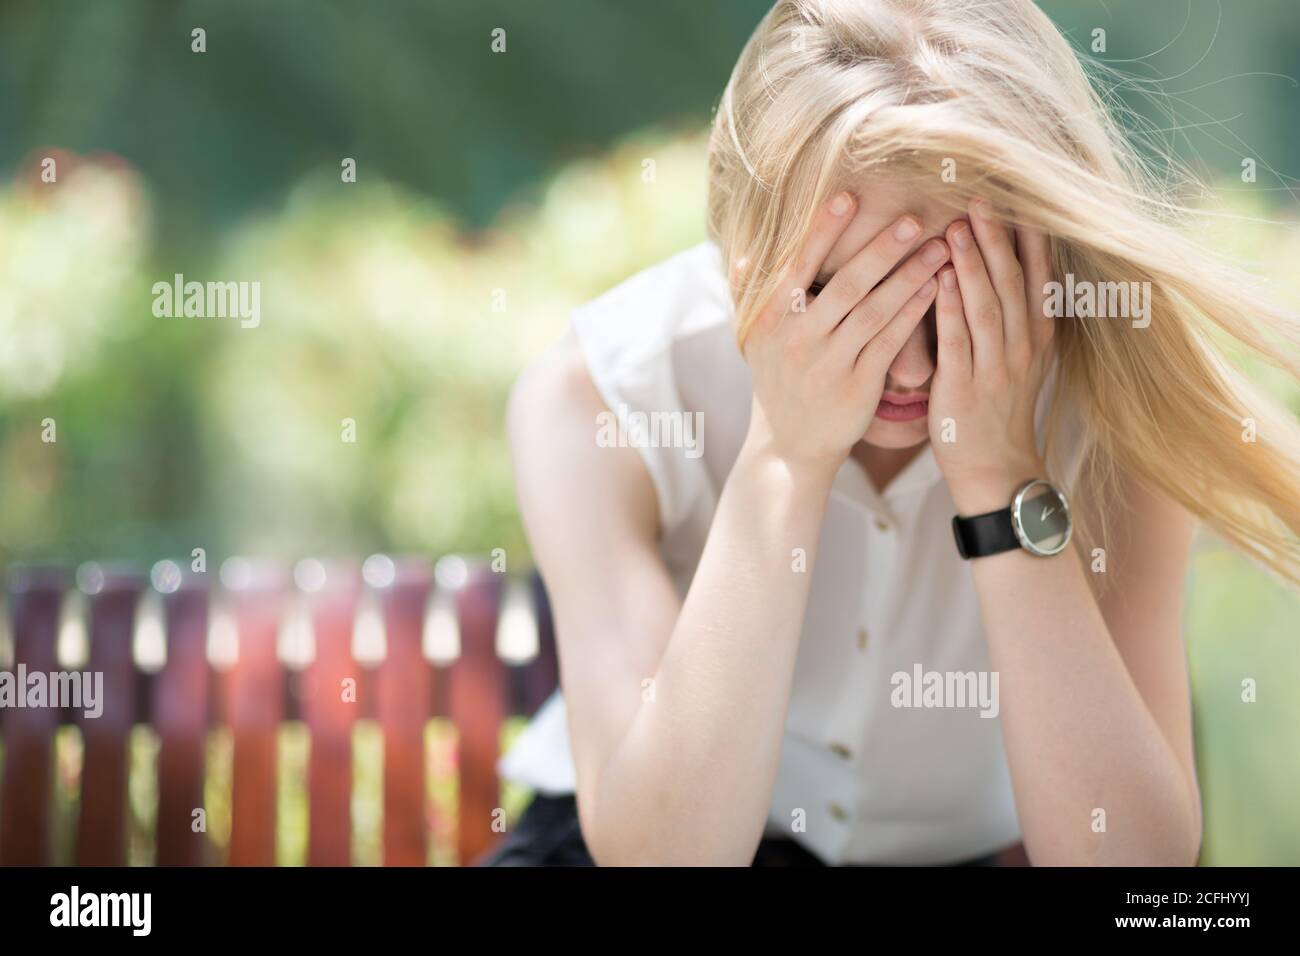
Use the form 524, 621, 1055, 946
707, 0, 1300, 587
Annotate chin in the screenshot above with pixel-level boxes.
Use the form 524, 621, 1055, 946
861, 416, 930, 449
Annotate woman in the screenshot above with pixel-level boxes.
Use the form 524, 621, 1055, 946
484, 0, 1300, 866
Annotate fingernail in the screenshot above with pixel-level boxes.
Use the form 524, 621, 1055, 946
830, 192, 853, 216
917, 278, 937, 298
974, 199, 996, 221
922, 240, 947, 265
894, 217, 920, 242
951, 224, 972, 250
941, 268, 957, 291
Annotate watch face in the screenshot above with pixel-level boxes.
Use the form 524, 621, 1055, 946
1012, 480, 1072, 556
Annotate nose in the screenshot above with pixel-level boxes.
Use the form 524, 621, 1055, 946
885, 304, 936, 392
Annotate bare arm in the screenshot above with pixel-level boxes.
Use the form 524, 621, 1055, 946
957, 467, 1201, 865
510, 343, 835, 864
931, 199, 1202, 865
509, 193, 950, 864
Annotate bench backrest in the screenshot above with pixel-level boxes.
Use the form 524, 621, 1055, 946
0, 558, 558, 866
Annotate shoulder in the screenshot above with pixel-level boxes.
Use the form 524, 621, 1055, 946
512, 242, 746, 542
509, 235, 731, 433
563, 242, 743, 530
507, 328, 661, 537
508, 327, 599, 429
569, 240, 734, 372
574, 240, 729, 321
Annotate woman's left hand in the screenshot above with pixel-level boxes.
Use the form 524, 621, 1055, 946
928, 198, 1057, 515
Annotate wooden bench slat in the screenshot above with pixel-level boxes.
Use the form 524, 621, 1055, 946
523, 571, 560, 715
74, 573, 146, 865
451, 567, 507, 866
376, 560, 433, 867
304, 564, 360, 867
154, 582, 211, 865
225, 570, 285, 867
0, 569, 67, 866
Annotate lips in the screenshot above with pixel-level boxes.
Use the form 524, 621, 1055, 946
875, 393, 929, 422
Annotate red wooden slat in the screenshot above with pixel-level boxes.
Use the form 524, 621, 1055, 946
451, 564, 506, 866
0, 567, 67, 866
154, 573, 211, 866
224, 561, 286, 867
74, 568, 146, 865
303, 561, 360, 867
523, 571, 560, 716
375, 558, 433, 866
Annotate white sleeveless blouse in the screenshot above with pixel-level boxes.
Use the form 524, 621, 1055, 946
499, 240, 1088, 864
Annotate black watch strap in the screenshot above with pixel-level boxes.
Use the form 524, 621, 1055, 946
951, 507, 1020, 560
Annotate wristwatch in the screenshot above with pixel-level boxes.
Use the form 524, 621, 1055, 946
952, 478, 1072, 559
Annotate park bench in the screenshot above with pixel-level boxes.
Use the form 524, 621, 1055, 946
0, 556, 557, 866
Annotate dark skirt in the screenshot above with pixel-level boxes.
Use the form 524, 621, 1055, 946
477, 792, 1005, 867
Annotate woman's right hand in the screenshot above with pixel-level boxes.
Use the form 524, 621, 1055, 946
736, 191, 950, 479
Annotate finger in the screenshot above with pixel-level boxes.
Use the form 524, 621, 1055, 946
855, 273, 937, 375
1015, 223, 1056, 352
934, 265, 971, 378
969, 198, 1029, 362
831, 238, 949, 360
812, 213, 925, 333
770, 191, 859, 326
946, 216, 1003, 372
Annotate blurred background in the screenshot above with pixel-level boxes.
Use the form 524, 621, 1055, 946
0, 0, 1296, 865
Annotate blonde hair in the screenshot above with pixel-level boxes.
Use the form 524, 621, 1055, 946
707, 0, 1300, 587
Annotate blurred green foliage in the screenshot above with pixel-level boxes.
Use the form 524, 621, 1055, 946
1, 0, 1298, 565
0, 130, 709, 563
0, 0, 772, 251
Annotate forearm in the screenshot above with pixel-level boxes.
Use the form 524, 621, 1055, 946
587, 442, 834, 865
960, 478, 1201, 865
